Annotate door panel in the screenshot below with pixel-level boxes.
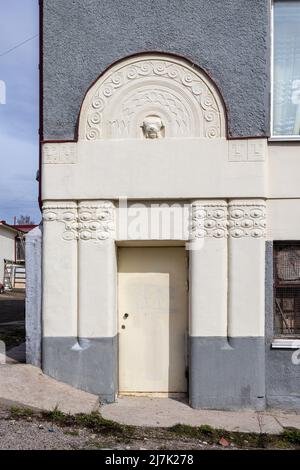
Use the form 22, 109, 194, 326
118, 247, 188, 393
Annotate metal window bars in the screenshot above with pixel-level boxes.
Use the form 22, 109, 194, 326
274, 242, 300, 337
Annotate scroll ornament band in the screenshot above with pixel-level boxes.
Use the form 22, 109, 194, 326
83, 57, 223, 140
191, 201, 228, 239
191, 200, 266, 239
43, 202, 115, 241
228, 201, 266, 239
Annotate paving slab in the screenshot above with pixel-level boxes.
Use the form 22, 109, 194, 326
0, 364, 100, 414
257, 413, 283, 434
274, 413, 300, 430
0, 364, 298, 433
101, 396, 299, 434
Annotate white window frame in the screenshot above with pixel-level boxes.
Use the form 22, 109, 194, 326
270, 0, 300, 141
272, 339, 300, 349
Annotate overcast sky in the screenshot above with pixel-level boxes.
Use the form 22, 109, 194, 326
0, 0, 39, 224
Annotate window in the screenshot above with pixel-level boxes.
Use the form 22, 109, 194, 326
272, 1, 300, 138
16, 236, 25, 262
274, 242, 300, 337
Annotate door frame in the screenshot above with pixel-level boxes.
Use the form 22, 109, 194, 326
116, 240, 189, 398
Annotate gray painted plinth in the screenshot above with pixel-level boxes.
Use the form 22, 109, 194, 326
43, 337, 117, 403
265, 242, 300, 411
43, 0, 270, 139
25, 225, 42, 368
189, 337, 266, 411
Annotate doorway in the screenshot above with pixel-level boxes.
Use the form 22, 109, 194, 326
118, 246, 188, 395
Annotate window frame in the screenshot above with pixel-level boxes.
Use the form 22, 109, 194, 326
273, 241, 300, 344
270, 0, 300, 141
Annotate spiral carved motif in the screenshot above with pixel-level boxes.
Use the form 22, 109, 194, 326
82, 58, 223, 140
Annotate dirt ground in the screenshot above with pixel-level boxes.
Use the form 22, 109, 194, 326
0, 406, 299, 451
0, 291, 25, 353
0, 407, 231, 451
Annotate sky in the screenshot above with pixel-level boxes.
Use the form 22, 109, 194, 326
0, 0, 39, 224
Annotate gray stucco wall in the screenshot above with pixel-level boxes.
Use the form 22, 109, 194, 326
25, 226, 42, 368
190, 337, 266, 410
43, 336, 118, 403
265, 242, 300, 411
42, 0, 270, 140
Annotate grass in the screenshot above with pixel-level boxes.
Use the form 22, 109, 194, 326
281, 427, 300, 445
10, 406, 34, 418
7, 406, 300, 449
42, 406, 130, 436
169, 422, 299, 449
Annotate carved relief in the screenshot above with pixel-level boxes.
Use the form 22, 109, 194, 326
142, 115, 164, 139
247, 140, 266, 162
190, 200, 267, 239
43, 202, 115, 241
228, 140, 266, 162
120, 89, 189, 138
43, 203, 78, 241
228, 200, 266, 238
43, 143, 77, 164
79, 56, 225, 140
78, 202, 115, 241
191, 201, 228, 239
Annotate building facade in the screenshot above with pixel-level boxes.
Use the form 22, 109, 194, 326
0, 222, 25, 291
40, 0, 300, 410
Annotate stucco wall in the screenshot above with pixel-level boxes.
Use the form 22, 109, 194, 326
0, 227, 15, 283
42, 0, 270, 140
25, 226, 42, 367
265, 242, 300, 411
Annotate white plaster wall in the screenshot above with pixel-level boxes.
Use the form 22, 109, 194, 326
268, 199, 300, 240
189, 238, 227, 337
117, 202, 190, 241
0, 227, 15, 282
42, 139, 267, 201
227, 200, 266, 338
268, 144, 300, 198
41, 198, 268, 341
228, 238, 265, 337
42, 203, 78, 337
78, 239, 117, 338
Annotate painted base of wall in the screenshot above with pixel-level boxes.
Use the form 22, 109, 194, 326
189, 337, 266, 411
265, 242, 300, 412
43, 337, 117, 403
265, 348, 300, 412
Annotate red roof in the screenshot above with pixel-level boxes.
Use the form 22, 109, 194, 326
13, 224, 38, 233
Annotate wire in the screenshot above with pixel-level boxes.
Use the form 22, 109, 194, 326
0, 34, 38, 58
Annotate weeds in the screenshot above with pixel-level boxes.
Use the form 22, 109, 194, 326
281, 427, 300, 445
7, 406, 300, 449
10, 406, 34, 418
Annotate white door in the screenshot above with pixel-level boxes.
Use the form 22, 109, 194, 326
118, 247, 188, 394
